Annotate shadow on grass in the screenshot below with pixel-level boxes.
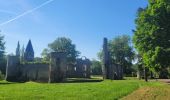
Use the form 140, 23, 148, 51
62, 78, 103, 83
0, 82, 18, 85
0, 77, 104, 84
0, 80, 25, 85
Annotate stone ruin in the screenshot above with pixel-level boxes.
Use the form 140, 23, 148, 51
49, 52, 67, 82
66, 56, 91, 78
5, 38, 124, 82
102, 38, 123, 80
5, 52, 91, 83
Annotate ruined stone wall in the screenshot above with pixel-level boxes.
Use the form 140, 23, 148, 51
49, 52, 67, 82
74, 58, 91, 78
6, 52, 91, 83
66, 64, 77, 78
20, 64, 49, 82
5, 56, 20, 82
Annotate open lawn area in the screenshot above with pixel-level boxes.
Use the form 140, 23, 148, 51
0, 78, 165, 100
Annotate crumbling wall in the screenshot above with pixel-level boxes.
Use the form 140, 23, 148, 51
6, 52, 91, 83
5, 56, 20, 82
20, 64, 49, 82
66, 64, 77, 78
73, 57, 91, 78
49, 52, 67, 83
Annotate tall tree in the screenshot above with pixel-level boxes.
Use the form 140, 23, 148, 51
0, 33, 5, 61
48, 37, 80, 64
133, 0, 170, 78
108, 35, 135, 75
21, 45, 25, 62
16, 41, 20, 57
0, 33, 5, 74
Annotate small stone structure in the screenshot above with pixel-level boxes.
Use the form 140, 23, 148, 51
5, 52, 91, 83
102, 38, 123, 80
67, 57, 91, 78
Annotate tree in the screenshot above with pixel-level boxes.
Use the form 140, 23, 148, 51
0, 33, 6, 74
133, 0, 170, 78
91, 59, 102, 75
0, 34, 5, 60
135, 54, 144, 79
41, 48, 50, 61
108, 35, 135, 75
48, 37, 80, 64
98, 35, 135, 75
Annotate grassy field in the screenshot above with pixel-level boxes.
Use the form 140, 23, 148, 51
0, 78, 162, 100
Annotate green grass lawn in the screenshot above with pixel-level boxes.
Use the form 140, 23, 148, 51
0, 79, 162, 100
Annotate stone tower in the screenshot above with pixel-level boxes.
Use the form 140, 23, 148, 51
5, 56, 20, 82
49, 52, 67, 83
24, 40, 34, 62
103, 38, 112, 79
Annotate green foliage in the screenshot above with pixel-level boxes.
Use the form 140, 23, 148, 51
133, 0, 170, 74
0, 79, 161, 99
97, 50, 103, 62
0, 33, 5, 61
0, 57, 6, 74
0, 33, 6, 74
108, 35, 135, 75
21, 61, 49, 65
98, 35, 134, 75
135, 54, 144, 72
91, 59, 102, 75
48, 37, 80, 64
41, 48, 50, 61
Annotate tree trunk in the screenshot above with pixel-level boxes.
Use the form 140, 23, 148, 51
144, 67, 148, 82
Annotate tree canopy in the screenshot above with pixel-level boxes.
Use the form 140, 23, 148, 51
0, 33, 6, 74
44, 37, 80, 64
98, 35, 135, 75
0, 33, 5, 61
41, 48, 50, 61
108, 35, 135, 75
133, 0, 170, 74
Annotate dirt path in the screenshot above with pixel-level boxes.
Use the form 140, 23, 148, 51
121, 80, 170, 100
157, 79, 170, 84
121, 86, 170, 100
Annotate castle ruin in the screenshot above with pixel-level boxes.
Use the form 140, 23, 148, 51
5, 40, 91, 83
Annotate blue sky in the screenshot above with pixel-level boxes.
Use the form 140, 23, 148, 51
0, 0, 148, 59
